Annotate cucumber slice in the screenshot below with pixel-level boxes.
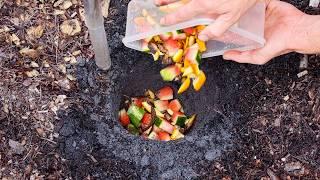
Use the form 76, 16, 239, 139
127, 105, 145, 128
176, 116, 187, 128
127, 124, 139, 135
148, 131, 159, 140
154, 117, 174, 134
171, 129, 184, 140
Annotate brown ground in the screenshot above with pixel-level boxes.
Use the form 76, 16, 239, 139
0, 0, 319, 179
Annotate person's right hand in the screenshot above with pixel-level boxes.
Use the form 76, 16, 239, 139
223, 0, 320, 64
155, 0, 259, 41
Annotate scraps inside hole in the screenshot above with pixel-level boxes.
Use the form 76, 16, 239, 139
118, 86, 196, 141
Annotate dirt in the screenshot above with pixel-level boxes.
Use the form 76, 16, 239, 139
0, 0, 319, 179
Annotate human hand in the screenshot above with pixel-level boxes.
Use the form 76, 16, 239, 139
155, 0, 258, 41
223, 0, 318, 65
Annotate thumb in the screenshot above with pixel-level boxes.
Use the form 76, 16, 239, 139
198, 13, 237, 41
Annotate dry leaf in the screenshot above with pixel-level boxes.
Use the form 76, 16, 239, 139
25, 69, 40, 77
58, 64, 67, 74
26, 25, 44, 39
69, 56, 77, 65
43, 60, 50, 68
56, 95, 67, 104
0, 26, 10, 33
49, 101, 58, 114
64, 56, 71, 62
61, 0, 72, 10
0, 0, 4, 9
60, 19, 81, 36
19, 48, 39, 59
10, 33, 20, 45
101, 0, 110, 18
56, 79, 71, 90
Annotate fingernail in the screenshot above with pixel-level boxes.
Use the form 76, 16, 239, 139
198, 34, 209, 41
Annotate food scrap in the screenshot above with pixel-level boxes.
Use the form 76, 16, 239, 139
134, 9, 207, 93
119, 86, 196, 141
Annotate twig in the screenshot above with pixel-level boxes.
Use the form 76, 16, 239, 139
40, 137, 57, 144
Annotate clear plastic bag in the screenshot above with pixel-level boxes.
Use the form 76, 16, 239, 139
122, 0, 266, 58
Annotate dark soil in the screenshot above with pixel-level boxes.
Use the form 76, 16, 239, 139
1, 0, 319, 179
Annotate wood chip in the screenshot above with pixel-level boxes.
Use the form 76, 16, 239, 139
297, 70, 308, 78
30, 61, 39, 68
36, 128, 45, 137
309, 0, 320, 7
101, 0, 110, 18
299, 55, 308, 69
64, 56, 71, 62
53, 0, 64, 7
53, 9, 65, 15
0, 0, 4, 8
60, 19, 81, 36
43, 60, 50, 68
61, 0, 72, 10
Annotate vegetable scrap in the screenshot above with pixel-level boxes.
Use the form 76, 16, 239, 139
119, 86, 197, 141
134, 9, 207, 94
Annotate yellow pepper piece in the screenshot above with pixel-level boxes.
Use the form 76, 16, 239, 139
175, 63, 182, 69
188, 36, 195, 47
196, 39, 207, 52
153, 35, 162, 43
173, 49, 184, 63
182, 66, 193, 77
191, 64, 201, 75
193, 70, 206, 91
178, 77, 191, 94
184, 59, 191, 67
171, 129, 185, 140
196, 25, 206, 32
184, 36, 189, 50
152, 51, 160, 61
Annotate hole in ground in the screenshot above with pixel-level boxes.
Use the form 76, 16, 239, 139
98, 56, 240, 177
118, 83, 198, 141
59, 54, 243, 179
